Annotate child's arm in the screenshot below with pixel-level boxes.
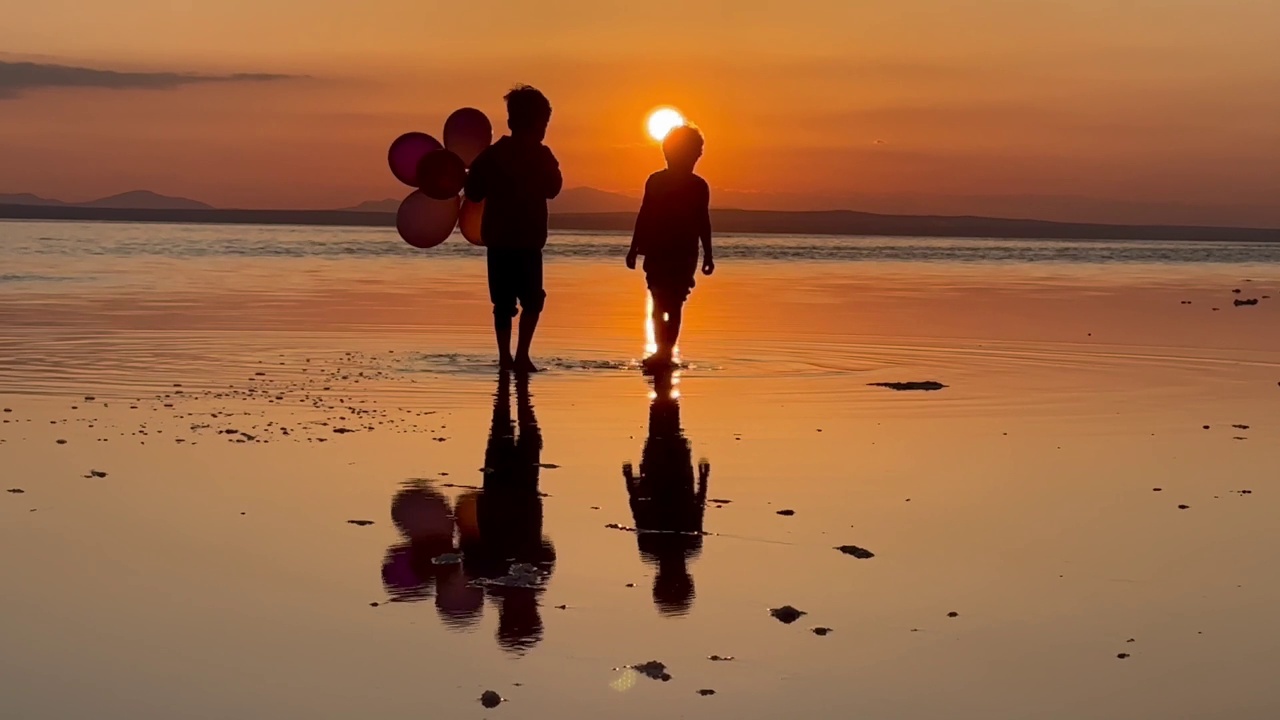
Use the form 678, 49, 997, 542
627, 178, 656, 269
464, 149, 489, 202
542, 147, 563, 199
699, 180, 714, 275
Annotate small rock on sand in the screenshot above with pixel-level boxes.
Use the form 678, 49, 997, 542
776, 509, 796, 516
868, 381, 947, 392
697, 689, 717, 696
708, 655, 735, 662
812, 627, 834, 636
1117, 653, 1131, 660
6, 488, 24, 494
947, 611, 960, 618
56, 439, 67, 445
480, 690, 503, 708
347, 519, 375, 526
1232, 424, 1250, 430
1153, 488, 1162, 492
1177, 505, 1190, 510
836, 545, 875, 559
770, 606, 806, 624
631, 661, 672, 681
1234, 298, 1259, 307
88, 470, 108, 478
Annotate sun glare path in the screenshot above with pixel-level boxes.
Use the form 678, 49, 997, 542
647, 108, 685, 142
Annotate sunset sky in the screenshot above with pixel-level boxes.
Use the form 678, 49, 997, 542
1, 0, 1277, 224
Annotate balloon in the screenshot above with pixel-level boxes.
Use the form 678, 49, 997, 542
458, 198, 485, 246
396, 191, 460, 249
388, 132, 443, 187
443, 108, 493, 167
416, 149, 467, 200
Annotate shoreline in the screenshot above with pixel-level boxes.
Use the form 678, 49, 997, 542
2, 204, 1278, 243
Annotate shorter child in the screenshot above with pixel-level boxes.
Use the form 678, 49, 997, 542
626, 125, 713, 369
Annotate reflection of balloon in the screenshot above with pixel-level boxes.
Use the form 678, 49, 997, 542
392, 484, 455, 539
381, 545, 430, 597
458, 199, 485, 246
416, 149, 467, 200
443, 108, 493, 167
396, 192, 461, 249
436, 569, 484, 627
454, 492, 481, 540
388, 132, 443, 187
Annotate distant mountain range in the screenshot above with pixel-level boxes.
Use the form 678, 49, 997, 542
2, 187, 1278, 242
341, 187, 640, 214
0, 190, 213, 211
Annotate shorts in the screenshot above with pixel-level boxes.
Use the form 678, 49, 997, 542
644, 254, 698, 308
487, 247, 545, 317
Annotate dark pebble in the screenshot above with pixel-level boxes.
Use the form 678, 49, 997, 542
632, 661, 672, 681
480, 690, 503, 708
697, 689, 717, 696
1177, 505, 1190, 510
770, 605, 806, 624
1117, 653, 1131, 659
776, 509, 796, 516
947, 611, 960, 618
812, 627, 834, 636
347, 519, 375, 526
6, 488, 24, 494
836, 545, 875, 559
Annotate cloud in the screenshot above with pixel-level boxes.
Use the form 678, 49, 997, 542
0, 61, 298, 99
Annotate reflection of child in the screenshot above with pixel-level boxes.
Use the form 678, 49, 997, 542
623, 374, 709, 615
627, 125, 714, 369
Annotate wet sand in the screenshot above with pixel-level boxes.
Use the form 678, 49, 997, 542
2, 222, 1280, 719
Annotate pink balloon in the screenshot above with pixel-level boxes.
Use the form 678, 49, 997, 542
459, 198, 484, 246
388, 132, 443, 187
443, 108, 493, 167
396, 191, 460, 249
416, 149, 467, 200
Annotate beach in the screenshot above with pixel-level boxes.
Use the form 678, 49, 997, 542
3, 220, 1279, 719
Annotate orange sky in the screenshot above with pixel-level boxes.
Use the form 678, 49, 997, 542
1, 0, 1278, 224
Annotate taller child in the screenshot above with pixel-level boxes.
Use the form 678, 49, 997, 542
465, 85, 562, 373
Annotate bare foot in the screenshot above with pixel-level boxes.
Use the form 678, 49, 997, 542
514, 356, 540, 374
641, 353, 675, 374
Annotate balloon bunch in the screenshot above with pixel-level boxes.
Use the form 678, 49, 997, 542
387, 108, 491, 248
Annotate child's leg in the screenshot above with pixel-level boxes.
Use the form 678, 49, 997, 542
512, 250, 545, 373
487, 250, 516, 367
650, 294, 672, 361
664, 301, 684, 354
494, 315, 514, 368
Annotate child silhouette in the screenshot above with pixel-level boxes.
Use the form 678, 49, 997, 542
626, 125, 714, 370
465, 85, 562, 373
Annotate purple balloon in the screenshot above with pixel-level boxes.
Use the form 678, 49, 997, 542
396, 191, 460, 249
388, 132, 443, 187
443, 108, 493, 167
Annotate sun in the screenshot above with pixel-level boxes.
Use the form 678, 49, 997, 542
647, 107, 685, 142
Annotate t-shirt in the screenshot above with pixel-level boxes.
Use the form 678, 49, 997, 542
633, 170, 710, 263
465, 136, 562, 250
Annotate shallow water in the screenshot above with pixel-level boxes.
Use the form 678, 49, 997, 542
2, 221, 1279, 719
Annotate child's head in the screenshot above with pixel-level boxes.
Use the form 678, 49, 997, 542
662, 125, 704, 173
504, 84, 552, 142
